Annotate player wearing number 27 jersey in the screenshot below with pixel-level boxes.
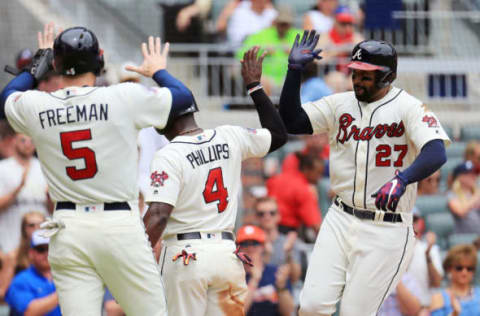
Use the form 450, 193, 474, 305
143, 46, 287, 316
0, 25, 195, 316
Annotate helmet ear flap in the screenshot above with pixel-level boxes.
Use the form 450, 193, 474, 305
376, 70, 395, 88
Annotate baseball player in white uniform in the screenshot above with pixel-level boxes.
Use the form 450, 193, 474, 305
143, 47, 287, 315
278, 31, 450, 315
0, 23, 196, 315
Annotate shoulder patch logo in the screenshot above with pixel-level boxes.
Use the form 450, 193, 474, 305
422, 115, 438, 128
151, 171, 169, 187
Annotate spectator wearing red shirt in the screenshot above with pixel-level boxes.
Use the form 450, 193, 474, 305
282, 134, 329, 175
267, 154, 324, 234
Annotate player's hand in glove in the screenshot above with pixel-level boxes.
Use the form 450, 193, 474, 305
371, 171, 408, 212
125, 36, 169, 77
172, 249, 197, 265
288, 30, 322, 70
234, 246, 253, 267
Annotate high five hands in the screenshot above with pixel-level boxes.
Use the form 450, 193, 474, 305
288, 30, 323, 70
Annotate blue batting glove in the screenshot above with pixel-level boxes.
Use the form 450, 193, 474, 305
371, 171, 408, 212
288, 30, 323, 70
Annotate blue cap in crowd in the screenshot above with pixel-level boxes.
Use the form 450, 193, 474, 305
452, 160, 475, 180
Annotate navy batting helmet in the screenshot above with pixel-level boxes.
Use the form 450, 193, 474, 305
53, 27, 104, 76
347, 40, 397, 88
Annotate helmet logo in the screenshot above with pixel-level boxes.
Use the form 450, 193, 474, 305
352, 49, 362, 60
66, 67, 76, 75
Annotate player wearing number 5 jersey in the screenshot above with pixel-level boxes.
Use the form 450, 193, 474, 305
0, 23, 195, 316
143, 46, 287, 315
279, 31, 450, 316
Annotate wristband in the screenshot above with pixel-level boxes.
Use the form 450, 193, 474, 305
247, 84, 263, 95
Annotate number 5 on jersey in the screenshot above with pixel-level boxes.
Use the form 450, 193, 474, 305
203, 167, 229, 213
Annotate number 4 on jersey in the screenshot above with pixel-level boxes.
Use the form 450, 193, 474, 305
203, 167, 229, 213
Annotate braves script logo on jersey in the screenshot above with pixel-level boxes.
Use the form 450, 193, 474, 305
422, 115, 438, 128
151, 171, 169, 187
336, 113, 405, 144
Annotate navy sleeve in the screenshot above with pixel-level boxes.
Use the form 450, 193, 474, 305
279, 69, 313, 134
0, 72, 35, 119
399, 139, 447, 184
152, 70, 194, 116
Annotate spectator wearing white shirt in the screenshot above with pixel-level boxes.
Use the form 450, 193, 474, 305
226, 0, 277, 47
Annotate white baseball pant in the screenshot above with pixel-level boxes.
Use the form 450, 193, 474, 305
48, 202, 167, 316
159, 234, 248, 316
299, 201, 415, 316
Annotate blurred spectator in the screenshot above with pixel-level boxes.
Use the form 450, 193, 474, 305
300, 62, 333, 103
408, 209, 444, 308
160, 0, 212, 43
464, 140, 480, 175
324, 70, 352, 93
418, 170, 441, 196
282, 134, 329, 175
237, 5, 301, 95
5, 231, 60, 316
103, 288, 125, 316
236, 225, 294, 316
15, 49, 33, 71
316, 5, 364, 73
254, 197, 302, 283
0, 120, 16, 159
12, 212, 46, 275
176, 0, 212, 33
226, 0, 277, 47
267, 153, 323, 234
447, 161, 480, 234
0, 134, 48, 253
430, 244, 480, 316
303, 0, 338, 34
378, 271, 422, 316
216, 0, 241, 34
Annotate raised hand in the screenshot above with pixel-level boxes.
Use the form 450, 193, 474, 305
288, 30, 322, 70
38, 22, 61, 49
125, 36, 169, 77
241, 46, 267, 86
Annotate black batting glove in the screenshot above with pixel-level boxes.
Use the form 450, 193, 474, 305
288, 30, 322, 70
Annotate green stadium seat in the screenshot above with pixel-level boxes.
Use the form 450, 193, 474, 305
448, 233, 478, 248
461, 126, 480, 141
415, 195, 449, 216
443, 125, 454, 140
446, 141, 466, 159
317, 178, 332, 218
425, 212, 454, 245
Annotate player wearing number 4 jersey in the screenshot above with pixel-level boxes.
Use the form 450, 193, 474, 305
143, 46, 287, 315
0, 23, 195, 316
279, 31, 450, 316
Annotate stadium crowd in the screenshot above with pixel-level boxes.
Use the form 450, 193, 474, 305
1, 0, 480, 315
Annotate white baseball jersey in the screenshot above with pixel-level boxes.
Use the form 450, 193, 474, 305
5, 83, 172, 203
302, 86, 450, 212
145, 125, 271, 237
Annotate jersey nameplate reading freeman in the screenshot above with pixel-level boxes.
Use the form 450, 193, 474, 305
39, 103, 108, 128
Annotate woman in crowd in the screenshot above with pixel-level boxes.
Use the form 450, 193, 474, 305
11, 211, 45, 273
447, 161, 480, 234
430, 244, 480, 316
